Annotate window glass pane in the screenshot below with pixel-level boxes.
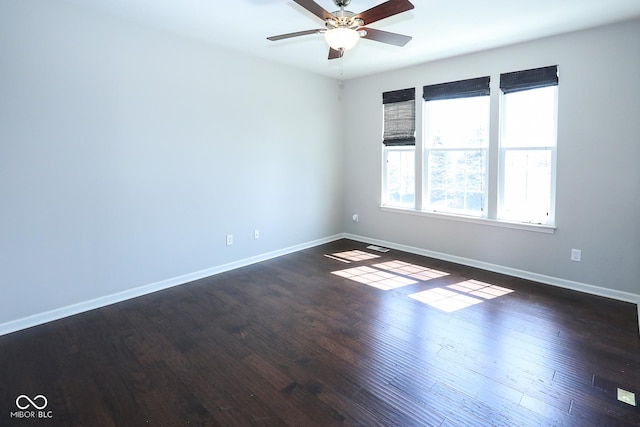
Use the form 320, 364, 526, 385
385, 149, 415, 207
502, 86, 556, 148
427, 150, 486, 215
426, 97, 489, 148
501, 149, 551, 223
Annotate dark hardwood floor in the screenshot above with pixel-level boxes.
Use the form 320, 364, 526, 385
1, 239, 638, 426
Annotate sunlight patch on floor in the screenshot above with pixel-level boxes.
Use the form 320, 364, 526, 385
617, 388, 636, 406
332, 266, 418, 290
328, 252, 514, 313
373, 260, 449, 281
324, 254, 351, 263
447, 280, 514, 299
329, 250, 380, 262
410, 281, 515, 312
409, 288, 483, 312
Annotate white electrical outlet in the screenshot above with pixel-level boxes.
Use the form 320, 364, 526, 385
254, 229, 260, 240
226, 234, 233, 246
570, 248, 581, 262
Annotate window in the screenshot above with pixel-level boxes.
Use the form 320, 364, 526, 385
380, 65, 559, 231
423, 77, 490, 216
384, 148, 415, 207
382, 88, 415, 208
499, 66, 558, 225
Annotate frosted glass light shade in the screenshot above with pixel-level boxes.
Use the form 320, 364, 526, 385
324, 28, 360, 51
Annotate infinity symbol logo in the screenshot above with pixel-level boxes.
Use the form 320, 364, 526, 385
15, 395, 48, 410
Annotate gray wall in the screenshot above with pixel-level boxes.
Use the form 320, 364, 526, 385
0, 0, 344, 326
342, 20, 640, 298
1, 0, 638, 332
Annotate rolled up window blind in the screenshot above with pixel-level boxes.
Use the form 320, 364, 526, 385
382, 88, 415, 146
500, 65, 558, 94
423, 76, 490, 101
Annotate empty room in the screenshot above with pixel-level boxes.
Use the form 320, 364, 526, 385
1, 0, 639, 425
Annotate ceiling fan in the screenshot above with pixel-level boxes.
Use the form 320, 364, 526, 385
267, 0, 415, 60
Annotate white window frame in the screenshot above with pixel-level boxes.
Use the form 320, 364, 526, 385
382, 145, 416, 208
423, 96, 490, 217
381, 88, 417, 209
498, 85, 558, 226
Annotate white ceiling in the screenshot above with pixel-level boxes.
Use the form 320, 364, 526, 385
65, 0, 640, 79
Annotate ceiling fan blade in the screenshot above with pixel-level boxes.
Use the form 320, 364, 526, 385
360, 27, 412, 47
293, 0, 333, 21
354, 0, 414, 25
267, 29, 322, 41
328, 48, 343, 60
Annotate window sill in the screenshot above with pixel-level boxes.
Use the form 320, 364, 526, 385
380, 206, 556, 234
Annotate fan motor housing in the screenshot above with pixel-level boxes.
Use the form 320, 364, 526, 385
326, 10, 363, 30
334, 0, 352, 7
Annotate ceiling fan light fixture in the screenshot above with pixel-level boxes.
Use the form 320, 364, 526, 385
324, 27, 360, 51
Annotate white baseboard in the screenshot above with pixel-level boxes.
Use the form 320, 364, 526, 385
344, 233, 640, 305
2, 233, 638, 337
0, 234, 344, 337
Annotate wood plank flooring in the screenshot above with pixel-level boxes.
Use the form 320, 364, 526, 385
0, 239, 638, 426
